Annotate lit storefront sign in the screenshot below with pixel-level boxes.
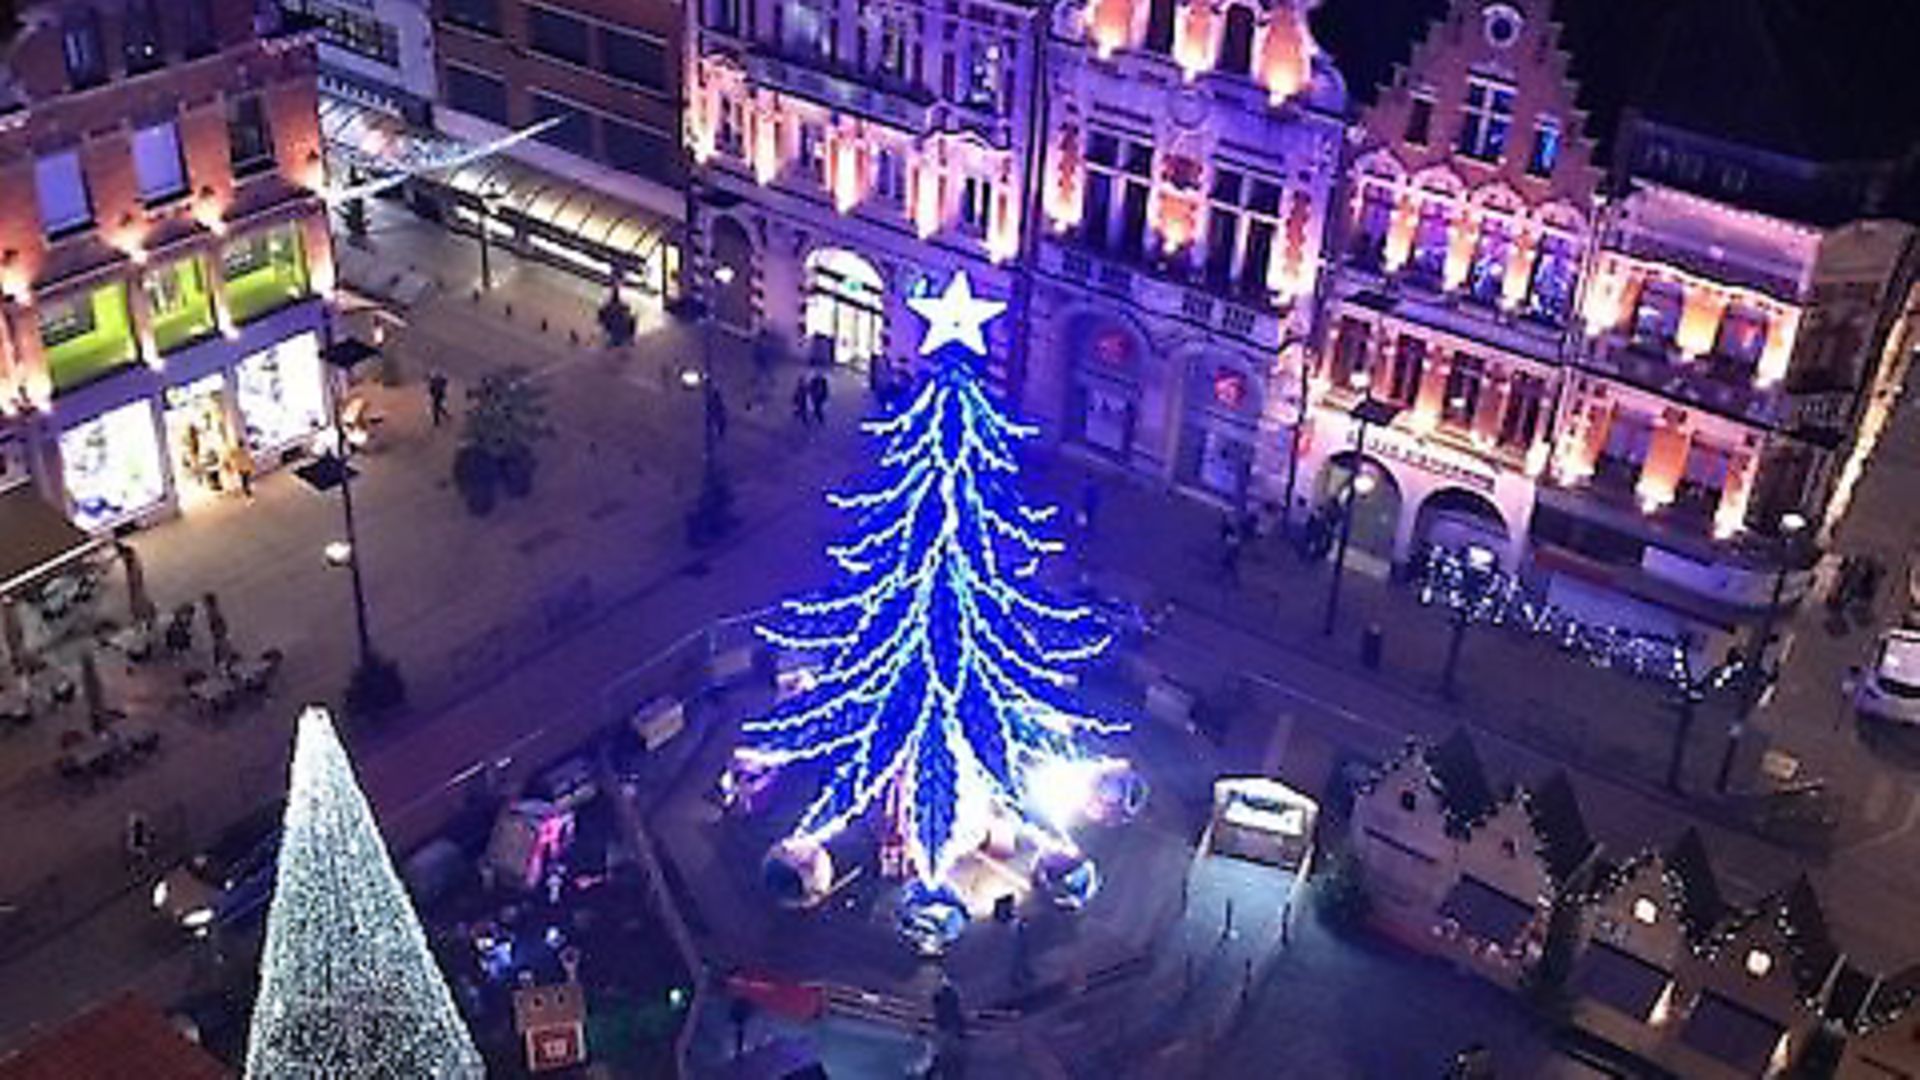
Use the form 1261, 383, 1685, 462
1363, 424, 1500, 495
60, 400, 167, 530
236, 331, 328, 455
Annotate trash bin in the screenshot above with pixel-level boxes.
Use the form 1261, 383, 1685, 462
1361, 624, 1384, 670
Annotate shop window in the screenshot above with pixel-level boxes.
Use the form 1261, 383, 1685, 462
144, 257, 216, 354
1468, 219, 1510, 306
1405, 94, 1434, 146
603, 118, 677, 184
1528, 118, 1562, 178
237, 331, 328, 453
228, 96, 276, 176
133, 120, 188, 204
1526, 233, 1577, 325
1218, 6, 1255, 77
63, 10, 105, 89
35, 150, 92, 238
601, 28, 669, 90
123, 0, 165, 74
40, 283, 138, 392
61, 400, 167, 530
284, 0, 401, 65
444, 65, 509, 126
444, 0, 503, 36
1457, 76, 1514, 162
528, 5, 591, 65
532, 93, 594, 157
1441, 355, 1483, 429
1144, 0, 1176, 55
222, 224, 310, 324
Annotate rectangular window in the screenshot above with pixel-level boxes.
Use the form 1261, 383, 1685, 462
1632, 281, 1684, 351
603, 118, 677, 183
1595, 410, 1652, 493
960, 176, 992, 235
1714, 307, 1769, 372
35, 151, 92, 237
444, 65, 508, 125
1528, 118, 1562, 177
1144, 0, 1176, 54
877, 15, 907, 79
1498, 373, 1547, 449
528, 6, 591, 65
1409, 199, 1449, 288
601, 28, 669, 90
123, 0, 165, 74
1083, 171, 1113, 252
144, 256, 216, 354
1331, 317, 1369, 388
1119, 177, 1150, 258
1388, 336, 1425, 404
781, 0, 830, 59
1457, 76, 1514, 162
716, 98, 744, 158
1241, 218, 1275, 296
287, 0, 402, 65
1527, 233, 1577, 324
443, 0, 503, 35
1441, 356, 1483, 428
710, 0, 740, 33
63, 11, 105, 89
875, 149, 905, 208
962, 37, 1004, 112
1204, 204, 1237, 286
1351, 184, 1394, 270
41, 283, 138, 392
1405, 94, 1434, 146
798, 124, 826, 184
132, 121, 188, 204
1674, 442, 1729, 520
1467, 218, 1509, 305
182, 0, 217, 56
228, 96, 276, 174
223, 224, 310, 324
531, 93, 594, 156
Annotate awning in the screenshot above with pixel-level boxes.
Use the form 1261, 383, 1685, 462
1575, 942, 1670, 1021
1680, 991, 1786, 1074
1438, 876, 1537, 946
0, 485, 108, 596
319, 96, 463, 178
435, 153, 674, 267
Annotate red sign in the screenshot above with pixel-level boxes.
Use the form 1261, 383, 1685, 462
1092, 328, 1134, 369
526, 1023, 585, 1073
1213, 368, 1249, 410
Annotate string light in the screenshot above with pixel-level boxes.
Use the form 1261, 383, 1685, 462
740, 274, 1125, 886
246, 707, 485, 1079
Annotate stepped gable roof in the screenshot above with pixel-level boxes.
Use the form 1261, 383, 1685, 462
1307, 0, 1450, 110
1775, 874, 1841, 1000
1665, 828, 1727, 946
1424, 729, 1499, 838
1523, 770, 1595, 887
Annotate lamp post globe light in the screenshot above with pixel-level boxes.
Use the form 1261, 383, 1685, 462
1322, 370, 1401, 637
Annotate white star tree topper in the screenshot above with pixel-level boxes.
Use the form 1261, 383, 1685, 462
909, 270, 1006, 356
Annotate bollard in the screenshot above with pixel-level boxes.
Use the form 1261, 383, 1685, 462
1241, 958, 1253, 1007
1222, 898, 1235, 940
540, 317, 550, 333
503, 302, 514, 320
1360, 623, 1384, 670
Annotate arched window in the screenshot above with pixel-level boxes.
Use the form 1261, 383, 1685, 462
1219, 6, 1255, 76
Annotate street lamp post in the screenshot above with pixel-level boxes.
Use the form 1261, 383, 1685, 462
1716, 510, 1809, 792
476, 185, 506, 292
1322, 373, 1400, 637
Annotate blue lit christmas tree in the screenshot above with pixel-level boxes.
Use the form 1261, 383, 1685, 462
739, 272, 1125, 887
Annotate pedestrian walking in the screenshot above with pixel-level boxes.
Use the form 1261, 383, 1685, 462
1220, 515, 1243, 586
230, 446, 255, 499
1077, 477, 1101, 536
792, 377, 812, 426
125, 811, 154, 872
428, 370, 450, 428
808, 372, 830, 425
706, 386, 730, 444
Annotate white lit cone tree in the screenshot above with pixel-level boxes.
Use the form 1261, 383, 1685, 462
246, 707, 484, 1079
738, 272, 1126, 887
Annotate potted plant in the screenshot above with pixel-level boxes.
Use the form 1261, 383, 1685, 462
456, 367, 553, 513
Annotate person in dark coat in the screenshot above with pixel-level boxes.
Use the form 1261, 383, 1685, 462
808, 372, 830, 425
792, 377, 812, 426
428, 370, 450, 427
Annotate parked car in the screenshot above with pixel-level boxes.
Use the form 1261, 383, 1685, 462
1854, 629, 1920, 724
151, 802, 283, 936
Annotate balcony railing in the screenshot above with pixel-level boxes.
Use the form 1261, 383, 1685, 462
1583, 335, 1782, 426
745, 50, 936, 133
1042, 239, 1285, 350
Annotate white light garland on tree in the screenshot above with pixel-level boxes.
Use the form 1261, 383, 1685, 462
246, 707, 484, 1080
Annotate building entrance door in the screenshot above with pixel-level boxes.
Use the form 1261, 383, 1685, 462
803, 248, 884, 370
162, 373, 232, 509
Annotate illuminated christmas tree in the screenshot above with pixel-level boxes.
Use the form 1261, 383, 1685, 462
739, 272, 1125, 886
246, 707, 484, 1079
